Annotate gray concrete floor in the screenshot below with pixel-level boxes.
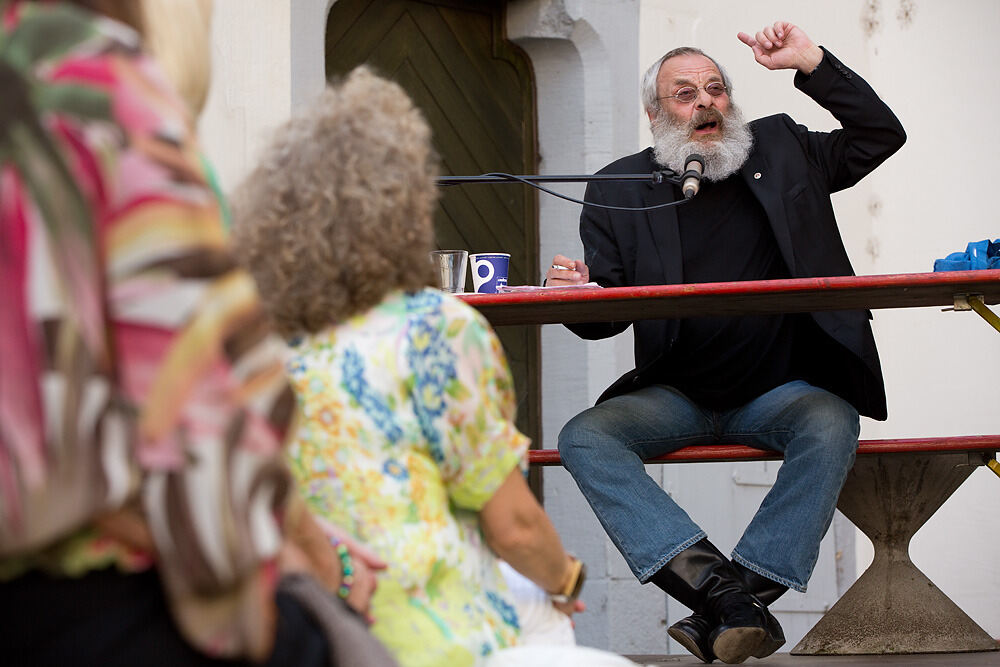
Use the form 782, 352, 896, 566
625, 650, 1000, 666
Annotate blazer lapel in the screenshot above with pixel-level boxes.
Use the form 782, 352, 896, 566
639, 164, 682, 354
741, 150, 797, 275
643, 171, 683, 286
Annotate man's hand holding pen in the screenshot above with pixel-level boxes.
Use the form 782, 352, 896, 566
545, 254, 590, 286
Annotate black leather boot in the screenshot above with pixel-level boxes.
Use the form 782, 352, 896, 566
667, 561, 788, 663
734, 562, 787, 659
651, 539, 768, 664
668, 613, 717, 663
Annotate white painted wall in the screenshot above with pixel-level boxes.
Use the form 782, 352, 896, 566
199, 1, 292, 195
510, 3, 673, 651
850, 0, 1000, 640
199, 0, 333, 194
519, 0, 1000, 651
198, 0, 1000, 653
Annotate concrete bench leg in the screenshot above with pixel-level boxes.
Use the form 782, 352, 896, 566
793, 452, 998, 655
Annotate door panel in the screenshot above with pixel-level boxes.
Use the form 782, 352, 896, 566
325, 0, 540, 448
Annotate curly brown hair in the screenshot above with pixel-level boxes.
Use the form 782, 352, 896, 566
231, 66, 439, 337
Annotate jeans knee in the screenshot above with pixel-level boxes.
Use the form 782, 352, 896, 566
557, 414, 591, 456
557, 411, 615, 466
794, 392, 860, 465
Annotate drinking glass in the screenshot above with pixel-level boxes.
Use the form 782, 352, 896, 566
430, 250, 468, 293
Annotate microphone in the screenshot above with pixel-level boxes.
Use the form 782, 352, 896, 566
681, 154, 705, 199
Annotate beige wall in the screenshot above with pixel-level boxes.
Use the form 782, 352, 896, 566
849, 0, 1000, 637
198, 1, 292, 194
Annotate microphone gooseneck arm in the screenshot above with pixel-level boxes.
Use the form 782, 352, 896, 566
435, 168, 698, 213
435, 171, 683, 186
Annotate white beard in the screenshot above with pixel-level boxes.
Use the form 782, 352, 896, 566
651, 103, 754, 182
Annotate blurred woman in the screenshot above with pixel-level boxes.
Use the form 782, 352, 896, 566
232, 66, 633, 667
0, 2, 389, 664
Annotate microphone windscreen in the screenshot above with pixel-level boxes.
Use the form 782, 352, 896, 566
681, 154, 704, 199
684, 154, 705, 175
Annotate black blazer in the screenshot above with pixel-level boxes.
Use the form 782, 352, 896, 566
567, 49, 906, 420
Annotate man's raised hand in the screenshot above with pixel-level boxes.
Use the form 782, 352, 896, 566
737, 21, 823, 74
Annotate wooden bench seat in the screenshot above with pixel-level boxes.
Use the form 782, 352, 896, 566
529, 435, 1000, 656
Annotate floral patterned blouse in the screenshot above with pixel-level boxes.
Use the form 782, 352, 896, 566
286, 288, 531, 667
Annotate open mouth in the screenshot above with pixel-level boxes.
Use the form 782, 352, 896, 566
694, 120, 719, 134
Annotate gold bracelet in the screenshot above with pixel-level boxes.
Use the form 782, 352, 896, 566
551, 556, 586, 604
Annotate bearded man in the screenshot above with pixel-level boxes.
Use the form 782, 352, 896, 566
545, 22, 905, 664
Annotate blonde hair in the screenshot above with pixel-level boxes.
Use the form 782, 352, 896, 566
231, 66, 439, 337
27, 0, 145, 33
142, 0, 213, 115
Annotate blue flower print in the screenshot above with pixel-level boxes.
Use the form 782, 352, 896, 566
382, 458, 410, 481
341, 347, 402, 442
286, 356, 307, 377
486, 592, 519, 630
406, 315, 456, 463
405, 288, 444, 314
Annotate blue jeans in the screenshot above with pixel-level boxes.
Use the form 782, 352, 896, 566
557, 380, 859, 592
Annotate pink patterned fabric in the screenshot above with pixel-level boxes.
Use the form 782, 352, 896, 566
0, 2, 295, 659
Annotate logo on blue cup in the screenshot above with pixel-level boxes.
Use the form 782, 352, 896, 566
470, 253, 510, 293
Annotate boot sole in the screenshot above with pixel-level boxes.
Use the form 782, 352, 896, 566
668, 625, 714, 664
753, 634, 786, 659
712, 626, 766, 664
753, 610, 786, 658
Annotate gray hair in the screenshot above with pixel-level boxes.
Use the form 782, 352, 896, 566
230, 66, 439, 336
641, 46, 733, 115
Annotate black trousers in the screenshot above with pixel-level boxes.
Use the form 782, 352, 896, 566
0, 567, 330, 667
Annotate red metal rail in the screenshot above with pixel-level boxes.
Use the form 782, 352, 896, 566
459, 270, 1000, 326
527, 435, 1000, 466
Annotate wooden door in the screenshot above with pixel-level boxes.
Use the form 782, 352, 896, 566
325, 0, 541, 449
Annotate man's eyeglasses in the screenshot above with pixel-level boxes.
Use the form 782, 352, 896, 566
658, 82, 728, 105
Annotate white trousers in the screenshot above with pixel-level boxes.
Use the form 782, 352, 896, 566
485, 563, 637, 667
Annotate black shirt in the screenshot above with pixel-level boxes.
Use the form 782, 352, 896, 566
652, 174, 803, 409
